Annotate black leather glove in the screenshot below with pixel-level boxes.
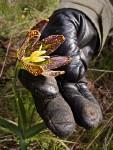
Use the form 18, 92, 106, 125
19, 9, 103, 137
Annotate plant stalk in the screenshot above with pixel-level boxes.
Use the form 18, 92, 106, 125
13, 63, 26, 137
19, 139, 29, 150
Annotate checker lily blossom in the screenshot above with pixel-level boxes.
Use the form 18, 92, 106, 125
17, 19, 71, 77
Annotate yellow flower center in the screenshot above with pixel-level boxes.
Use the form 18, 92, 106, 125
22, 45, 50, 63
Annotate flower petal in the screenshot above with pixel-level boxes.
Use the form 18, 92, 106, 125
31, 19, 49, 33
19, 60, 44, 76
42, 70, 65, 77
17, 30, 40, 60
22, 57, 31, 63
44, 56, 72, 70
31, 35, 65, 55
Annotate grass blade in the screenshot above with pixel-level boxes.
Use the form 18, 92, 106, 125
13, 62, 27, 137
25, 121, 47, 139
0, 116, 22, 138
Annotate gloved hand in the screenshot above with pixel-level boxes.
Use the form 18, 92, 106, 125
19, 9, 103, 137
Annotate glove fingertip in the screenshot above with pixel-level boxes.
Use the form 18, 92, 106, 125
33, 93, 75, 137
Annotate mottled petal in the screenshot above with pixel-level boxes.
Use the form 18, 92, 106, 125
42, 70, 65, 77
19, 60, 44, 76
17, 30, 40, 60
33, 35, 65, 55
44, 56, 72, 70
35, 59, 51, 66
31, 19, 49, 33
28, 30, 41, 43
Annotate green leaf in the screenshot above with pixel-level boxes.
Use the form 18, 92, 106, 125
19, 138, 29, 150
18, 93, 27, 129
0, 126, 13, 133
27, 104, 35, 128
0, 116, 22, 138
13, 61, 20, 83
13, 64, 27, 137
25, 121, 47, 139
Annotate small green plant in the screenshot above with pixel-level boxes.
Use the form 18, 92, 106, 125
0, 19, 71, 150
0, 64, 47, 150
